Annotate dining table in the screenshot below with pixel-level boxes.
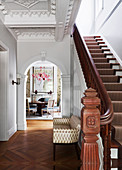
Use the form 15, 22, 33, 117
29, 101, 48, 115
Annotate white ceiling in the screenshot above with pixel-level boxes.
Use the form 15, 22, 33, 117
0, 0, 81, 41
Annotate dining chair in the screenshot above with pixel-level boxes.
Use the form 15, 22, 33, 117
41, 99, 54, 116
26, 99, 37, 116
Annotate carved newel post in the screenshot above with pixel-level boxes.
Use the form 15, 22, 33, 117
81, 88, 100, 169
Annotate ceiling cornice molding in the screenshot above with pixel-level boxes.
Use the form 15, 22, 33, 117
11, 28, 55, 41
8, 10, 52, 17
51, 0, 56, 15
64, 0, 74, 35
14, 0, 40, 9
67, 0, 82, 34
0, 10, 5, 23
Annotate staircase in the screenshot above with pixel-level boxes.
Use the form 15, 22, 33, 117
84, 36, 122, 152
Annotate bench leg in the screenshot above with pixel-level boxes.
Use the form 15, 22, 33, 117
74, 143, 80, 160
53, 143, 56, 161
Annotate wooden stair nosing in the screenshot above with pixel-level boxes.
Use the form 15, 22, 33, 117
114, 69, 122, 71
85, 39, 96, 42
95, 38, 103, 41
98, 41, 105, 44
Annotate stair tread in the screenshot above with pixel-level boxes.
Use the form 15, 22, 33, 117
113, 124, 122, 127
108, 91, 122, 93
95, 63, 119, 65
97, 68, 114, 70
112, 101, 122, 103
97, 69, 122, 71
97, 41, 105, 44
102, 49, 110, 51
92, 57, 108, 59
104, 83, 122, 84
114, 112, 122, 114
100, 45, 107, 47
111, 139, 120, 148
91, 53, 113, 55
95, 62, 110, 64
116, 140, 122, 145
101, 74, 118, 76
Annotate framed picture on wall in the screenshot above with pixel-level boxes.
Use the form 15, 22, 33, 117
32, 66, 54, 93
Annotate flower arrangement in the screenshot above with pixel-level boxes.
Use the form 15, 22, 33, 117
32, 67, 50, 82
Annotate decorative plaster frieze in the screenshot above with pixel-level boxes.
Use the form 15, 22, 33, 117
0, 2, 8, 15
14, 0, 40, 9
51, 0, 56, 15
11, 28, 55, 41
8, 10, 51, 17
64, 0, 74, 35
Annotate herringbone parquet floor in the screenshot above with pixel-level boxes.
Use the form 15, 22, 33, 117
0, 120, 81, 170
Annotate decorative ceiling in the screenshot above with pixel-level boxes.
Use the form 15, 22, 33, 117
0, 0, 81, 41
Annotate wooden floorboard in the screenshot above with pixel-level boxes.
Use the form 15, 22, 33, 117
0, 120, 81, 170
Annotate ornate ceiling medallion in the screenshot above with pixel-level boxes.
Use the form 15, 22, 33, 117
14, 0, 40, 8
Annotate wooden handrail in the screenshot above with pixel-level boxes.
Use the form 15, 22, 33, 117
73, 25, 114, 125
73, 25, 114, 169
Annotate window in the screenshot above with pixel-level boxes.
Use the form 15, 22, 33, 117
32, 66, 54, 93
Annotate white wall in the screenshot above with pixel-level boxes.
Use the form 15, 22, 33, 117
96, 1, 122, 62
72, 41, 87, 118
0, 19, 17, 141
17, 35, 71, 129
76, 0, 122, 62
17, 36, 70, 75
76, 0, 95, 35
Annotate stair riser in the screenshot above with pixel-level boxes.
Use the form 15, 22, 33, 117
86, 42, 98, 45
104, 84, 122, 91
115, 128, 122, 140
91, 54, 105, 58
85, 40, 96, 42
98, 70, 114, 75
113, 103, 122, 112
95, 64, 111, 68
93, 58, 108, 63
108, 93, 122, 101
89, 49, 103, 53
101, 77, 119, 83
112, 114, 122, 125
87, 46, 100, 49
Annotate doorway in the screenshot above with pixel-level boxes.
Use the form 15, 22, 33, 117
25, 60, 62, 121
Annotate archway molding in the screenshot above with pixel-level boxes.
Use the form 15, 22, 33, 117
17, 54, 71, 130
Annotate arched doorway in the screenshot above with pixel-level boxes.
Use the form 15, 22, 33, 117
17, 55, 71, 130
25, 60, 62, 120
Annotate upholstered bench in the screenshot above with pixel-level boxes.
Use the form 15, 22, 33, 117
53, 115, 81, 160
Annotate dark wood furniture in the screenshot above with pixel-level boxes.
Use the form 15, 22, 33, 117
29, 101, 48, 115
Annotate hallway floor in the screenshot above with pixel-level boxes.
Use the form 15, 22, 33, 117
0, 120, 81, 170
